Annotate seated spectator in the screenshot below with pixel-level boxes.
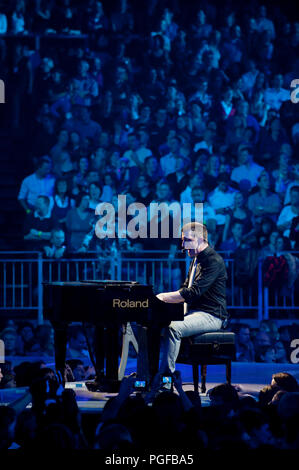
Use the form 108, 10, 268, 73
43, 228, 67, 259
220, 220, 245, 252
212, 87, 236, 123
53, 151, 77, 179
30, 325, 54, 357
190, 186, 217, 233
122, 133, 150, 169
144, 156, 163, 185
166, 156, 189, 200
290, 215, 299, 250
272, 150, 293, 195
277, 186, 299, 237
255, 345, 276, 363
73, 156, 90, 192
66, 359, 88, 381
90, 147, 106, 175
73, 60, 99, 107
132, 174, 154, 207
248, 172, 281, 223
115, 157, 139, 194
64, 106, 101, 145
249, 90, 269, 128
254, 216, 276, 249
258, 117, 289, 168
284, 162, 299, 205
223, 191, 253, 240
180, 173, 204, 205
50, 129, 69, 168
160, 136, 181, 177
187, 101, 206, 137
207, 173, 236, 232
254, 330, 272, 357
193, 127, 215, 154
23, 196, 55, 251
16, 322, 38, 356
65, 193, 93, 252
231, 144, 264, 190
274, 341, 288, 363
203, 155, 220, 191
264, 74, 289, 111
149, 108, 170, 154
259, 230, 279, 258
66, 326, 89, 359
234, 324, 255, 362
111, 119, 129, 149
18, 157, 55, 213
225, 115, 246, 150
88, 182, 102, 210
51, 178, 75, 226
68, 131, 82, 162
0, 327, 19, 356
226, 99, 260, 143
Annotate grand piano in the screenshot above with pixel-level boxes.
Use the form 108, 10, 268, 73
43, 280, 184, 391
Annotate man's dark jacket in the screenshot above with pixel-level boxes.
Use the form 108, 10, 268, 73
179, 245, 228, 320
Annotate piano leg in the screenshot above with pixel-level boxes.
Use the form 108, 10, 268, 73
118, 323, 139, 381
94, 325, 105, 379
52, 321, 68, 378
147, 325, 163, 380
136, 325, 150, 382
105, 326, 119, 382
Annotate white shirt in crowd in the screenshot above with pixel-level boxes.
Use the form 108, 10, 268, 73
18, 173, 55, 207
231, 162, 264, 189
277, 205, 298, 237
123, 147, 152, 168
160, 153, 177, 177
264, 87, 290, 111
208, 187, 236, 225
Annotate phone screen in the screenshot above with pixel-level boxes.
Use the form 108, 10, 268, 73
134, 380, 146, 388
162, 376, 173, 384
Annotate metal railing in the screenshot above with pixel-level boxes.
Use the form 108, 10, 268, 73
1, 251, 298, 324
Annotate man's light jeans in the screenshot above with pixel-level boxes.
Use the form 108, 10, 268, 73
160, 311, 223, 373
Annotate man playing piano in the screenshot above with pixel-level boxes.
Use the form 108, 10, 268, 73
156, 222, 229, 376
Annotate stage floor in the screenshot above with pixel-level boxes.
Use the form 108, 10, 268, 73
1, 359, 298, 413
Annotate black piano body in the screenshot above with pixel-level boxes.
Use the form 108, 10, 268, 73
43, 280, 184, 389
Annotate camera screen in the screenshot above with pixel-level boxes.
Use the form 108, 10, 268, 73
134, 380, 146, 388
162, 376, 172, 384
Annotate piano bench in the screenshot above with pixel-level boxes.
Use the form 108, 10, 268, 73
176, 331, 236, 394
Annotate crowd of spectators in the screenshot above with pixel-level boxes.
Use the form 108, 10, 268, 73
1, 317, 299, 366
7, 0, 297, 261
6, 0, 298, 318
1, 363, 299, 450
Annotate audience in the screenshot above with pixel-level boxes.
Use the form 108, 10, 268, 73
0, 367, 298, 450
1, 1, 299, 449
